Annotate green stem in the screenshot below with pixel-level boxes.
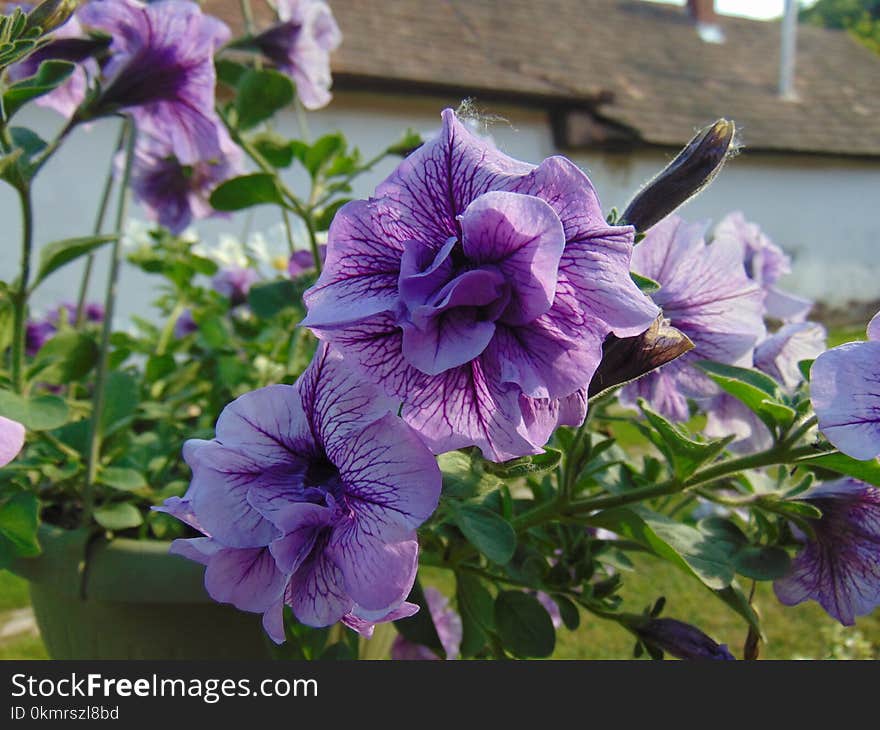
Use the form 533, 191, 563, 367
29, 118, 76, 178
280, 207, 296, 255
76, 122, 126, 326
11, 184, 34, 393
156, 299, 187, 357
81, 121, 136, 528
781, 414, 818, 449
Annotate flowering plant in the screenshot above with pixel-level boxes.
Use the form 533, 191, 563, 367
1, 0, 878, 661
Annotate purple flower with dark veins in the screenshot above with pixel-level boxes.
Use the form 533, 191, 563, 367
713, 211, 812, 322
26, 301, 105, 356
159, 344, 441, 640
811, 310, 880, 460
705, 321, 826, 453
774, 477, 880, 625
302, 109, 659, 461
252, 0, 342, 110
391, 587, 463, 660
620, 215, 765, 421
128, 127, 244, 234
0, 416, 26, 467
78, 0, 230, 164
212, 267, 259, 307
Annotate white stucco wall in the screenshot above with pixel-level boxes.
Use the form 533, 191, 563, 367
2, 90, 878, 324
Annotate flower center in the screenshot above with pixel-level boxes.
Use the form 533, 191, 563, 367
395, 190, 566, 376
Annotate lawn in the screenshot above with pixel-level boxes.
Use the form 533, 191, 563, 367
3, 560, 877, 660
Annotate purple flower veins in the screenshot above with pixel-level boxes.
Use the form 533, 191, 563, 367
159, 344, 441, 641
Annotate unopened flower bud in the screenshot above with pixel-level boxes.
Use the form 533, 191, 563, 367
588, 316, 693, 398
633, 617, 735, 660
621, 119, 736, 234
25, 0, 79, 35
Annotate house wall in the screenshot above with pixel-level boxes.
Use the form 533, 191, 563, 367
2, 90, 878, 323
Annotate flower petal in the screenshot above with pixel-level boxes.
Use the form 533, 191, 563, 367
288, 547, 353, 627
204, 546, 285, 613
0, 416, 25, 468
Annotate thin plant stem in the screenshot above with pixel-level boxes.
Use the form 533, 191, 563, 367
76, 122, 127, 326
156, 299, 187, 357
11, 185, 34, 393
81, 120, 136, 528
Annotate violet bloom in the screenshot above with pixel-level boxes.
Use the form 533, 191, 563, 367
160, 344, 441, 640
212, 267, 259, 307
774, 478, 880, 626
634, 617, 735, 660
713, 212, 812, 322
0, 416, 26, 468
302, 109, 658, 461
705, 321, 826, 453
78, 0, 229, 164
391, 587, 462, 660
811, 311, 880, 460
288, 245, 327, 278
252, 0, 342, 110
173, 308, 197, 338
25, 301, 104, 355
620, 215, 765, 421
128, 128, 244, 234
7, 11, 97, 119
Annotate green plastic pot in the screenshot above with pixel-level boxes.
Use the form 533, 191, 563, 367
11, 525, 273, 659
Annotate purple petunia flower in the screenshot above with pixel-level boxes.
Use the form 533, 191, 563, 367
704, 321, 826, 453
160, 344, 441, 640
7, 10, 97, 119
173, 308, 198, 338
811, 311, 880, 461
78, 0, 229, 164
25, 301, 105, 356
302, 109, 659, 461
127, 127, 244, 234
634, 617, 735, 660
391, 587, 463, 660
774, 478, 880, 626
620, 215, 766, 421
0, 416, 26, 468
252, 0, 342, 110
287, 245, 327, 278
211, 267, 259, 307
713, 212, 812, 323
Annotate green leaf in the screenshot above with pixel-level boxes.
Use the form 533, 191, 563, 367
393, 579, 446, 658
630, 271, 660, 294
795, 451, 880, 487
797, 358, 814, 383
0, 491, 40, 567
731, 545, 791, 581
450, 503, 516, 565
234, 69, 295, 130
551, 593, 580, 630
251, 131, 297, 168
97, 467, 147, 492
455, 572, 494, 658
695, 360, 795, 431
100, 371, 138, 436
93, 502, 143, 531
314, 198, 352, 232
215, 58, 248, 88
28, 331, 98, 384
0, 389, 68, 430
209, 173, 285, 211
305, 133, 345, 178
712, 580, 764, 641
33, 234, 116, 288
437, 450, 502, 500
590, 506, 734, 590
3, 59, 74, 119
9, 127, 46, 158
247, 279, 299, 318
385, 128, 422, 157
637, 399, 733, 479
482, 448, 562, 479
494, 590, 556, 658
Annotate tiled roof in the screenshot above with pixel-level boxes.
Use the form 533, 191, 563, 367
211, 1, 880, 156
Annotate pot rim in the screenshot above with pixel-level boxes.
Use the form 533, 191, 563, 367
10, 523, 213, 604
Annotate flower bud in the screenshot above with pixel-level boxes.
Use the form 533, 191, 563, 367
621, 119, 736, 234
25, 0, 79, 35
588, 316, 693, 398
634, 617, 735, 660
